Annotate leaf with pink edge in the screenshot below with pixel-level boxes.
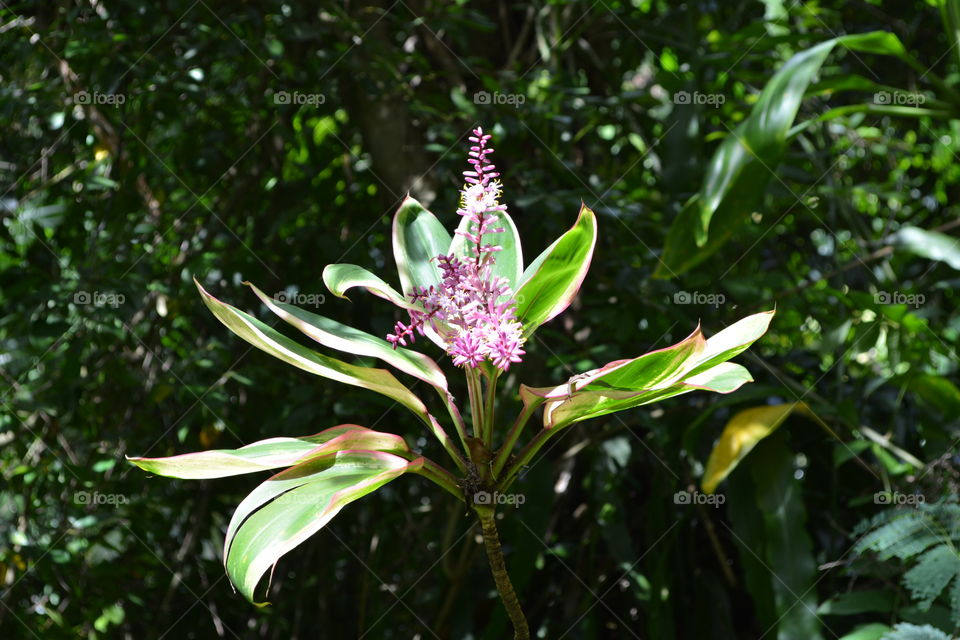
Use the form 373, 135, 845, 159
224, 450, 422, 605
195, 278, 430, 421
514, 204, 597, 336
247, 282, 448, 392
126, 425, 410, 479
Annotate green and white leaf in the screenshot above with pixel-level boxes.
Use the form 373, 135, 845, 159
247, 282, 448, 391
392, 196, 451, 296
127, 425, 409, 479
515, 204, 597, 336
322, 264, 412, 309
196, 279, 430, 421
224, 450, 422, 605
521, 311, 773, 429
448, 208, 523, 291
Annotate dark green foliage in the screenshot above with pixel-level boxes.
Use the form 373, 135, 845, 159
854, 503, 960, 628
883, 623, 953, 640
2, 0, 960, 638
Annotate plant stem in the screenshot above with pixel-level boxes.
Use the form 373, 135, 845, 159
475, 505, 529, 640
412, 456, 464, 501
425, 414, 469, 474
466, 368, 484, 439
491, 400, 539, 479
498, 426, 556, 492
440, 389, 472, 454
482, 370, 500, 446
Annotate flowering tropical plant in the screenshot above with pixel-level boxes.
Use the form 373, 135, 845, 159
128, 127, 774, 638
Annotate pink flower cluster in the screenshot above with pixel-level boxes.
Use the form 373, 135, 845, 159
387, 128, 526, 371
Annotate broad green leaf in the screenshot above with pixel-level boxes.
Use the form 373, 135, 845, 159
224, 450, 422, 605
655, 31, 909, 278
701, 402, 811, 494
322, 264, 411, 308
817, 590, 895, 617
943, 0, 960, 83
837, 624, 891, 640
908, 374, 960, 416
579, 325, 705, 391
749, 431, 823, 640
195, 279, 429, 420
539, 385, 695, 430
127, 425, 409, 479
521, 326, 706, 402
448, 208, 523, 291
687, 310, 775, 377
321, 263, 448, 349
725, 470, 778, 627
683, 362, 753, 393
538, 363, 752, 430
521, 312, 771, 429
392, 196, 451, 296
514, 204, 597, 335
893, 226, 960, 271
247, 282, 448, 391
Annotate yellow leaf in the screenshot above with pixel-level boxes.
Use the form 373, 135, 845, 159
701, 402, 815, 494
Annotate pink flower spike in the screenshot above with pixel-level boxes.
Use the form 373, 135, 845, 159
384, 127, 525, 370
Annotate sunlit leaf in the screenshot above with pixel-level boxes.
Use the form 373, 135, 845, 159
322, 264, 411, 309
515, 204, 597, 335
702, 402, 813, 494
247, 282, 448, 391
522, 311, 773, 429
127, 425, 409, 479
656, 32, 910, 278
224, 450, 422, 605
448, 209, 523, 291
893, 226, 960, 271
392, 196, 451, 296
834, 624, 890, 640
688, 310, 775, 377
195, 279, 430, 420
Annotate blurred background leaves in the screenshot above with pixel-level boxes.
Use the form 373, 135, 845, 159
2, 0, 960, 638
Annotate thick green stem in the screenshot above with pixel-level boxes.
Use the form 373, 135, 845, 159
466, 368, 484, 439
475, 505, 529, 640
